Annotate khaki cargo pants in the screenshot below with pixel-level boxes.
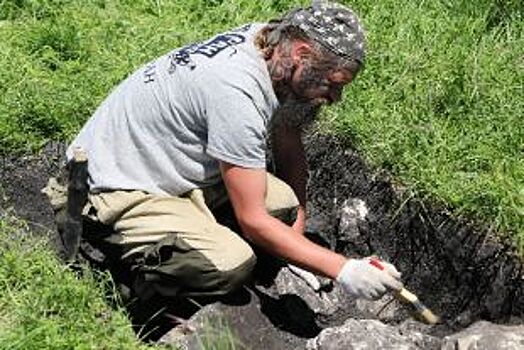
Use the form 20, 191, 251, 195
84, 174, 298, 300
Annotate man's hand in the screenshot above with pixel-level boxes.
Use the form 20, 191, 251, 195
336, 257, 403, 300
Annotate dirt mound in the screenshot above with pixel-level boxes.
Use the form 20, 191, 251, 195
0, 134, 522, 348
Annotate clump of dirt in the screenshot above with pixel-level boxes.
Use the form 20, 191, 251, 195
0, 134, 522, 344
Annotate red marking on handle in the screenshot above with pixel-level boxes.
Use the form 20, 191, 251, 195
369, 258, 384, 270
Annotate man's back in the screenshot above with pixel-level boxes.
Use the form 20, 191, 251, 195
68, 23, 278, 196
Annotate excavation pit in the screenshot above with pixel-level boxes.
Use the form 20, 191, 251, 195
1, 134, 522, 349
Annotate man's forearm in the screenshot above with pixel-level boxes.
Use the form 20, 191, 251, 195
272, 126, 308, 207
272, 125, 308, 234
239, 212, 346, 279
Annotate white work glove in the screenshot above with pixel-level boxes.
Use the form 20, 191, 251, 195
336, 257, 403, 300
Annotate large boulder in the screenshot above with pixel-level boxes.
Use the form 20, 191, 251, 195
305, 319, 440, 350
441, 321, 524, 350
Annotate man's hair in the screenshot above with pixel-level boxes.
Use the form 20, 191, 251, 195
255, 19, 363, 83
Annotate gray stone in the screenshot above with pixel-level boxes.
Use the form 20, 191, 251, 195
305, 319, 441, 350
157, 304, 221, 350
354, 295, 403, 322
273, 266, 345, 315
158, 287, 309, 350
441, 321, 524, 350
338, 198, 368, 240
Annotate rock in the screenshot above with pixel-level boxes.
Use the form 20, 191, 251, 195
305, 211, 337, 249
338, 198, 368, 241
397, 318, 435, 334
441, 321, 524, 350
158, 303, 256, 350
157, 305, 216, 349
158, 287, 314, 350
354, 295, 403, 322
305, 318, 440, 350
272, 266, 344, 315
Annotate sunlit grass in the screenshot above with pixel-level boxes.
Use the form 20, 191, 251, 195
0, 0, 521, 348
0, 212, 154, 350
325, 0, 523, 248
0, 0, 308, 153
196, 317, 244, 350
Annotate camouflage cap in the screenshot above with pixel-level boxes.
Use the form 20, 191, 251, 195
282, 0, 366, 64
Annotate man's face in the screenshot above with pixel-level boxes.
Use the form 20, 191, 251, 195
290, 62, 354, 107
272, 66, 353, 129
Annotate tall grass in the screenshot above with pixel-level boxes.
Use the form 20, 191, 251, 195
0, 212, 154, 350
328, 0, 523, 247
0, 0, 306, 153
196, 317, 244, 350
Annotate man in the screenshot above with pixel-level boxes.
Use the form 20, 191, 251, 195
67, 1, 403, 302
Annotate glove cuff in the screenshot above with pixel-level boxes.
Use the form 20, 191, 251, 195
335, 259, 354, 283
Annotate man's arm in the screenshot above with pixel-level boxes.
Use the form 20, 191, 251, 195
271, 123, 307, 235
220, 162, 346, 278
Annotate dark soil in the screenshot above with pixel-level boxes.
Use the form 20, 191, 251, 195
0, 142, 66, 233
304, 133, 523, 335
1, 134, 522, 346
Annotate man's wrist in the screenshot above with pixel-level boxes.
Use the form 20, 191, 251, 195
335, 258, 351, 281
328, 255, 349, 280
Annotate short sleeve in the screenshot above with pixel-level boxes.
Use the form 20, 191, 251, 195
206, 89, 267, 168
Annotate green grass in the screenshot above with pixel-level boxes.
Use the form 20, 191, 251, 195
326, 0, 523, 247
0, 212, 154, 350
195, 317, 244, 350
1, 1, 520, 245
0, 0, 521, 272
0, 0, 306, 153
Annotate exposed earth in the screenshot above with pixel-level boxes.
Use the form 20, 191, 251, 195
1, 134, 523, 349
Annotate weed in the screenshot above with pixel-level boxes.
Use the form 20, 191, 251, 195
196, 316, 244, 350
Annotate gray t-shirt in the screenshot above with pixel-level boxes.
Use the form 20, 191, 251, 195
67, 23, 279, 196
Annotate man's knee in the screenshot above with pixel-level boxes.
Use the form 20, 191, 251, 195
194, 226, 257, 294
133, 235, 257, 298
217, 251, 257, 294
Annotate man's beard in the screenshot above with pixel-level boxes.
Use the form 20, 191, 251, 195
271, 95, 322, 130
270, 62, 331, 129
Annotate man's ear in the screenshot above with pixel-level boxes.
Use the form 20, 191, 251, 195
291, 41, 314, 65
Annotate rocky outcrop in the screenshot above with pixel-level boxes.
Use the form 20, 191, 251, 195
441, 321, 524, 350
156, 261, 524, 349
157, 288, 524, 350
306, 319, 440, 350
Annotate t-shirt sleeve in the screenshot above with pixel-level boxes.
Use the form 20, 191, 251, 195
205, 89, 267, 168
